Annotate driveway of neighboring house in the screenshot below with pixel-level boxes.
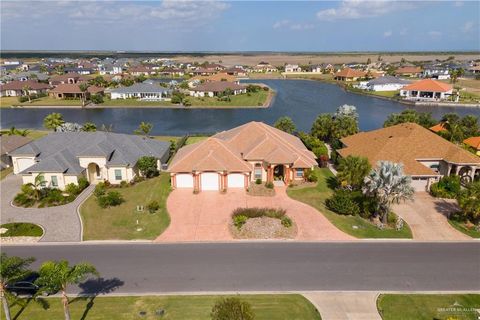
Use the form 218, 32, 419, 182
156, 187, 354, 242
393, 192, 470, 240
0, 174, 93, 242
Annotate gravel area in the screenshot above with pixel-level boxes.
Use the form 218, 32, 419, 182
1, 236, 41, 244
231, 216, 297, 239
247, 184, 276, 197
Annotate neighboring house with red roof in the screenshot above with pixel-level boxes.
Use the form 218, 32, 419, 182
49, 73, 89, 86
394, 66, 422, 77
334, 68, 367, 81
338, 123, 480, 191
49, 84, 104, 99
429, 122, 448, 133
168, 121, 317, 192
400, 79, 454, 101
189, 81, 246, 97
0, 80, 50, 97
464, 137, 480, 156
127, 66, 155, 76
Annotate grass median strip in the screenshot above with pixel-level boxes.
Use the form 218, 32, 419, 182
4, 294, 321, 320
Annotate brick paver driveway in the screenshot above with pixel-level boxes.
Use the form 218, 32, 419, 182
156, 187, 353, 242
0, 174, 93, 242
393, 192, 470, 240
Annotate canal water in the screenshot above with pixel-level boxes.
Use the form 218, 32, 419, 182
1, 79, 478, 135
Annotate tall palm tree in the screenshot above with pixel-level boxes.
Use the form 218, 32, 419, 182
43, 113, 65, 131
27, 173, 45, 201
363, 161, 414, 224
134, 121, 153, 136
36, 260, 98, 320
78, 83, 89, 107
22, 85, 32, 103
0, 253, 35, 320
336, 155, 371, 190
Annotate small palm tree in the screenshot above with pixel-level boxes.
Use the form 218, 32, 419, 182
82, 122, 97, 132
79, 83, 89, 107
134, 121, 153, 136
22, 85, 32, 103
337, 155, 371, 190
0, 253, 35, 320
363, 161, 414, 224
36, 260, 98, 320
43, 113, 65, 131
27, 173, 46, 201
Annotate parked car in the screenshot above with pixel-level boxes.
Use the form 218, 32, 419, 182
5, 272, 52, 297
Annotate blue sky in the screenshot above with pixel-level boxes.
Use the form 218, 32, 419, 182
1, 0, 479, 51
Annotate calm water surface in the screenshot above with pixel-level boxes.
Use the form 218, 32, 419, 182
1, 80, 478, 135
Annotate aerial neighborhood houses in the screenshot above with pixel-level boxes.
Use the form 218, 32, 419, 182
399, 79, 454, 101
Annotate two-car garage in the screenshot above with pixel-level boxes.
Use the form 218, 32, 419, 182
173, 172, 246, 191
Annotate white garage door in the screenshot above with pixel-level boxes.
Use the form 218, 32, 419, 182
227, 173, 244, 188
411, 178, 428, 192
201, 172, 219, 191
16, 158, 35, 173
176, 174, 194, 188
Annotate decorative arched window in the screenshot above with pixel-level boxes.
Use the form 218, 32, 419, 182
254, 163, 262, 180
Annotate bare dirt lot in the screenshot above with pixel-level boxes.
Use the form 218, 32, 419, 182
173, 53, 479, 67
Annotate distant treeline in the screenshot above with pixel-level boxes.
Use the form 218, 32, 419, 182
1, 50, 479, 60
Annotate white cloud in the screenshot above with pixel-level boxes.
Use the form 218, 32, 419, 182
453, 1, 464, 7
399, 28, 407, 36
428, 31, 442, 37
273, 19, 314, 31
462, 21, 475, 33
273, 20, 290, 29
383, 30, 392, 38
317, 0, 416, 21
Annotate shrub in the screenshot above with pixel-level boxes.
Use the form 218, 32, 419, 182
18, 96, 29, 103
255, 178, 262, 185
430, 175, 461, 199
281, 216, 293, 228
93, 183, 106, 197
232, 207, 286, 219
97, 191, 124, 208
41, 188, 64, 206
14, 193, 35, 207
65, 183, 80, 196
20, 184, 35, 197
326, 190, 360, 215
137, 156, 159, 178
120, 181, 128, 188
265, 181, 274, 189
183, 99, 192, 107
78, 177, 89, 191
303, 169, 318, 183
233, 215, 248, 229
211, 297, 254, 320
146, 200, 160, 213
90, 94, 103, 104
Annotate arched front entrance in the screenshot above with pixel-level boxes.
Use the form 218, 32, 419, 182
87, 163, 102, 184
273, 165, 285, 181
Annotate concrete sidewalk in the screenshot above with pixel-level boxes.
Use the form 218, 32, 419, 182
304, 292, 381, 320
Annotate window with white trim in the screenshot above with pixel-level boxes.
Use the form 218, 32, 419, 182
114, 169, 122, 181
51, 175, 58, 187
295, 168, 304, 177
254, 163, 262, 180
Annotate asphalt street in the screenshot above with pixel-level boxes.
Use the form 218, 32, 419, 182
3, 242, 479, 294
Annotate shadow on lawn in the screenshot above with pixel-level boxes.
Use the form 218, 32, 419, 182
73, 277, 125, 320
12, 297, 50, 320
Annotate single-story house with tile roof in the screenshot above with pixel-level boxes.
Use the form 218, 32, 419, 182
189, 81, 247, 97
394, 66, 422, 77
338, 123, 480, 191
0, 135, 32, 169
285, 64, 302, 73
168, 121, 317, 192
49, 73, 90, 86
187, 73, 238, 88
0, 80, 50, 97
362, 75, 411, 92
399, 79, 453, 101
49, 84, 104, 99
464, 137, 480, 156
10, 132, 171, 190
108, 83, 170, 100
334, 68, 367, 81
429, 122, 447, 133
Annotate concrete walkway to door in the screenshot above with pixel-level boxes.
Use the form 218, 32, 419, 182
393, 192, 470, 240
156, 186, 354, 242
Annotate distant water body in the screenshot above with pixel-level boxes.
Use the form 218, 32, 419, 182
1, 79, 478, 135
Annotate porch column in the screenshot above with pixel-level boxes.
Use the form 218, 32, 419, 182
284, 166, 290, 185
171, 174, 176, 188
267, 165, 273, 183
470, 167, 477, 181
193, 171, 200, 193
455, 166, 461, 175
446, 163, 452, 176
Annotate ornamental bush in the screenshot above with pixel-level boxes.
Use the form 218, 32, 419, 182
97, 191, 124, 208
255, 178, 262, 185
232, 207, 286, 219
233, 215, 248, 229
430, 175, 461, 199
265, 181, 274, 189
93, 183, 106, 197
281, 216, 293, 228
65, 183, 80, 196
211, 297, 254, 320
326, 190, 360, 216
78, 177, 89, 191
303, 169, 318, 183
146, 200, 160, 213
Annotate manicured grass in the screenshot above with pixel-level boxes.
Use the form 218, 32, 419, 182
284, 73, 335, 82
80, 174, 171, 240
368, 90, 399, 98
0, 167, 13, 180
3, 96, 83, 107
185, 136, 208, 145
152, 135, 181, 143
3, 294, 321, 320
448, 219, 480, 238
0, 96, 19, 108
287, 168, 412, 239
187, 90, 269, 107
377, 294, 480, 320
0, 223, 43, 237
100, 97, 173, 106
0, 129, 49, 140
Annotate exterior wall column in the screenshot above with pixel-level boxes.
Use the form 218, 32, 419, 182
193, 172, 200, 193
171, 174, 176, 188
267, 165, 273, 183
455, 166, 461, 175
284, 166, 290, 185
446, 163, 452, 176
469, 166, 476, 180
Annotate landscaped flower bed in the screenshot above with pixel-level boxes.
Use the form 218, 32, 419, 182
230, 207, 296, 239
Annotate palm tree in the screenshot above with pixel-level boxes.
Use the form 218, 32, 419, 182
22, 85, 32, 103
36, 260, 98, 320
0, 253, 35, 320
336, 155, 371, 190
43, 113, 65, 131
134, 121, 153, 136
82, 122, 97, 132
363, 161, 414, 224
27, 173, 45, 201
78, 83, 89, 107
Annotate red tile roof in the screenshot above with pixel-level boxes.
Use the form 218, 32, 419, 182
0, 80, 50, 91
402, 79, 453, 92
334, 68, 366, 78
464, 137, 480, 150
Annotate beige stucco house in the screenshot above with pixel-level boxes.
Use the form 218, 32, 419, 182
10, 132, 170, 190
168, 122, 317, 192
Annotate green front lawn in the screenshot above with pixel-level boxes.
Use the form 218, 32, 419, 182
3, 96, 83, 107
377, 294, 480, 320
187, 90, 270, 107
186, 136, 208, 145
3, 294, 321, 320
287, 168, 412, 238
0, 223, 43, 237
448, 219, 480, 238
80, 174, 171, 240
